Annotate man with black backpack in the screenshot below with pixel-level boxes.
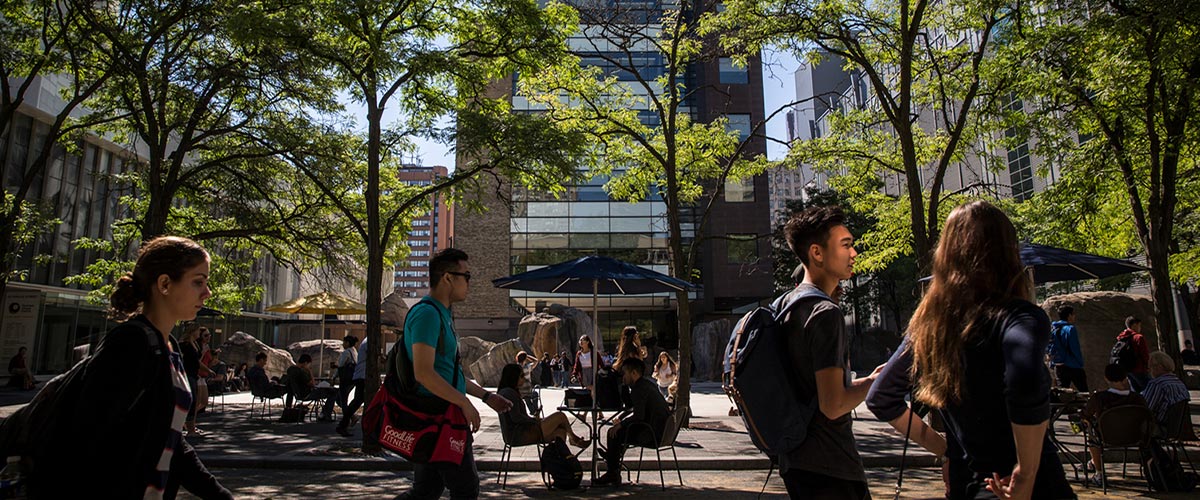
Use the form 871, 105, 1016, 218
396, 249, 514, 500
775, 206, 883, 499
1112, 316, 1151, 392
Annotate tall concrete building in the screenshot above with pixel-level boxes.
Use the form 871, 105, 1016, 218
769, 54, 859, 219
393, 164, 455, 296
455, 1, 773, 346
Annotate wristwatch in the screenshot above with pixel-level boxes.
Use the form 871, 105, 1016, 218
481, 390, 494, 402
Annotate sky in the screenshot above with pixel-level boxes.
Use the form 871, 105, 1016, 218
345, 49, 802, 170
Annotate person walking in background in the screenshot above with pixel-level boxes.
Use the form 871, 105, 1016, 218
179, 323, 211, 436
24, 236, 231, 498
336, 335, 359, 433
652, 351, 677, 398
1112, 316, 1151, 391
572, 335, 599, 392
549, 352, 565, 387
337, 335, 370, 437
1050, 305, 1088, 392
867, 201, 1075, 500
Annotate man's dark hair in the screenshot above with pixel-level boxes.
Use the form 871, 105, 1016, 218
619, 359, 645, 376
783, 206, 846, 265
255, 352, 267, 362
1103, 363, 1128, 383
298, 354, 312, 364
343, 335, 359, 347
429, 248, 469, 288
1125, 316, 1141, 329
1057, 305, 1074, 321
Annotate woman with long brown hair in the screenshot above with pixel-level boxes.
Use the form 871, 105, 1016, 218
866, 201, 1075, 500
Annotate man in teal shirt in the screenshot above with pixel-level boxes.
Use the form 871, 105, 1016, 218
398, 248, 513, 500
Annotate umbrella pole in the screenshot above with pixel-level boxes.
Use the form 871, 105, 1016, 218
1027, 267, 1036, 303
319, 315, 326, 379
591, 278, 600, 481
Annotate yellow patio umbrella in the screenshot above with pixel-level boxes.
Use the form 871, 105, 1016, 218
266, 291, 367, 373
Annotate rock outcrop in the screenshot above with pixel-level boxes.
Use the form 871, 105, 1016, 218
691, 318, 730, 382
468, 339, 530, 387
220, 332, 294, 378
1041, 292, 1158, 391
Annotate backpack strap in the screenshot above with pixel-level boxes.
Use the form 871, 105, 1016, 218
394, 301, 457, 394
774, 286, 833, 323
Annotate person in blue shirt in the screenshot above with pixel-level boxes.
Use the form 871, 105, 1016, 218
396, 248, 514, 500
1050, 305, 1088, 392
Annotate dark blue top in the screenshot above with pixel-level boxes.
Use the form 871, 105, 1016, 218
867, 300, 1056, 473
1050, 320, 1084, 369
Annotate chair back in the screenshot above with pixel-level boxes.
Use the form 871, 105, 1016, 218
1162, 400, 1198, 441
659, 411, 681, 447
497, 411, 516, 445
1096, 405, 1155, 447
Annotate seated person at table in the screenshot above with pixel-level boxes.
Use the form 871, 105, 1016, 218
593, 359, 670, 487
496, 364, 589, 449
248, 352, 287, 398
1082, 363, 1147, 483
285, 354, 339, 421
1143, 350, 1191, 427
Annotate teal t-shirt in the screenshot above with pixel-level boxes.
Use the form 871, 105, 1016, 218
404, 297, 465, 396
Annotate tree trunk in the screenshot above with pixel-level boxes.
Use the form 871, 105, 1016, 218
362, 94, 384, 454
142, 189, 173, 241
1145, 241, 1182, 373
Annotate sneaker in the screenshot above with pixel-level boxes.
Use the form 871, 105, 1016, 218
317, 415, 335, 422
336, 426, 354, 437
1086, 475, 1104, 488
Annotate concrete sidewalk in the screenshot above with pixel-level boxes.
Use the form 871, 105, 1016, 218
184, 383, 947, 471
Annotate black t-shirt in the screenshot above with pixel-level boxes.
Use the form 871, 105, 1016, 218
778, 283, 865, 483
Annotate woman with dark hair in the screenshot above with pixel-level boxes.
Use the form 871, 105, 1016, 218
26, 236, 230, 498
179, 323, 212, 435
613, 325, 647, 372
867, 201, 1075, 500
572, 335, 600, 391
497, 364, 589, 448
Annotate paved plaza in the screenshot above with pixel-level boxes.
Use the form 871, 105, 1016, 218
2, 383, 1197, 498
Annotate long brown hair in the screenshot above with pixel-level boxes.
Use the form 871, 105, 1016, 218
907, 201, 1032, 409
614, 326, 643, 369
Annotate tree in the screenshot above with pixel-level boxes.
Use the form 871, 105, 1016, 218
520, 0, 774, 421
721, 0, 1028, 274
62, 0, 356, 308
1018, 0, 1200, 365
1, 0, 113, 298
273, 0, 586, 450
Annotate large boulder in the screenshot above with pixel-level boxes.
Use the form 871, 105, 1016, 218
287, 339, 346, 377
458, 336, 496, 369
381, 291, 410, 328
517, 313, 563, 359
468, 339, 530, 387
1042, 291, 1158, 392
547, 304, 599, 355
691, 318, 730, 382
220, 332, 294, 378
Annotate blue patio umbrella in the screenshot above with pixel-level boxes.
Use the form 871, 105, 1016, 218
492, 255, 696, 354
1019, 243, 1148, 284
493, 255, 696, 480
920, 243, 1148, 285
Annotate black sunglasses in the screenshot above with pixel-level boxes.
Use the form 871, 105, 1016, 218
447, 271, 472, 283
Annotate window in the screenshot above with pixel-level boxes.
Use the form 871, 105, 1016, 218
724, 177, 755, 202
719, 58, 749, 84
727, 234, 758, 264
726, 114, 752, 141
411, 230, 430, 237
